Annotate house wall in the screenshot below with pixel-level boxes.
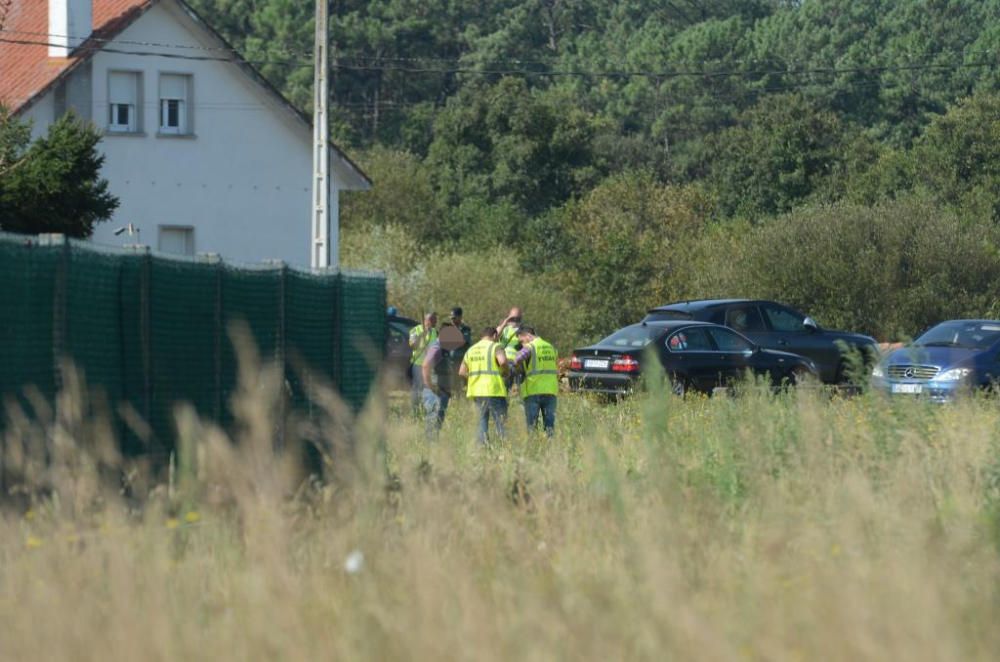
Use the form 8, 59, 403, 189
29, 0, 350, 267
20, 93, 56, 140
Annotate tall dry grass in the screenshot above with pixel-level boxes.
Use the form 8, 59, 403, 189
2, 361, 1000, 660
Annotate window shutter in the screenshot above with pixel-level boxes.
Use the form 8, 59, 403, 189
109, 72, 136, 105
159, 74, 187, 100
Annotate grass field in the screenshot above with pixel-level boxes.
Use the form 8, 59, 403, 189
3, 365, 1000, 660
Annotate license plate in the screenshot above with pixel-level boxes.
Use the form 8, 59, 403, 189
584, 359, 609, 370
892, 383, 923, 394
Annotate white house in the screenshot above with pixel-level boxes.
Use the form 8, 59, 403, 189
0, 0, 370, 266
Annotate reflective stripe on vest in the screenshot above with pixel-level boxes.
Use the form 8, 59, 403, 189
523, 337, 559, 396
410, 325, 438, 365
464, 339, 507, 398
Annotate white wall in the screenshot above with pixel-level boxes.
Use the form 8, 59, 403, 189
43, 0, 342, 266
20, 94, 56, 140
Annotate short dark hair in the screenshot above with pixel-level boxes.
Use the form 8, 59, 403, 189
482, 326, 498, 339
516, 325, 535, 336
451, 307, 463, 317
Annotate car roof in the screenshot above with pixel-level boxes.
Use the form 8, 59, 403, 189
615, 320, 717, 332
931, 319, 1000, 325
648, 298, 756, 313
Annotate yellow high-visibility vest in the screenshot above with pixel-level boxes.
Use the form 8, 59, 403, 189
410, 324, 438, 365
498, 324, 519, 349
463, 338, 506, 398
522, 337, 559, 396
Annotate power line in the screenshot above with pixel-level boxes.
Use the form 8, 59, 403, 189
2, 32, 998, 80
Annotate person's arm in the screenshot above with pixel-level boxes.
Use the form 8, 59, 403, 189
459, 360, 469, 378
512, 344, 533, 367
409, 328, 421, 349
422, 352, 435, 390
495, 345, 509, 368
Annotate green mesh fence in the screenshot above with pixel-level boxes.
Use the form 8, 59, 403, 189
0, 237, 59, 415
0, 233, 386, 463
338, 272, 387, 410
150, 256, 219, 456
285, 270, 337, 414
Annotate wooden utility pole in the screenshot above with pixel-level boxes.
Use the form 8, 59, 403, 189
311, 0, 333, 269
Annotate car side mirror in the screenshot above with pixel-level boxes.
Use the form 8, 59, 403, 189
803, 317, 819, 333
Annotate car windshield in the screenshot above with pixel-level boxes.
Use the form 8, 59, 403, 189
600, 325, 664, 348
914, 321, 1000, 350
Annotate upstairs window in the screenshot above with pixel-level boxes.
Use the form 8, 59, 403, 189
108, 71, 140, 132
158, 74, 192, 135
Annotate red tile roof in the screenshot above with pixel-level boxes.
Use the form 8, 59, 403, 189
0, 0, 153, 112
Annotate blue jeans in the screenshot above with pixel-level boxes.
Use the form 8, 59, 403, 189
422, 387, 450, 439
410, 365, 424, 416
524, 394, 557, 437
474, 397, 508, 445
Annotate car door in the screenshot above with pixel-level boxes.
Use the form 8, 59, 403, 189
664, 326, 727, 392
758, 303, 837, 378
718, 304, 769, 346
705, 326, 755, 385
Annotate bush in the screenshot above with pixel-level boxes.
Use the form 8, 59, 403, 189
341, 224, 582, 351
724, 195, 1000, 339
546, 173, 713, 338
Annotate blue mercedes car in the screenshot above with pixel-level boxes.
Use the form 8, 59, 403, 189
871, 320, 1000, 401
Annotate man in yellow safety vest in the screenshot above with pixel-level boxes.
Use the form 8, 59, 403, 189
496, 307, 523, 352
512, 325, 559, 437
459, 326, 510, 445
409, 312, 438, 416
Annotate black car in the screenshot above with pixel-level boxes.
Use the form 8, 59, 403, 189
386, 312, 418, 385
643, 299, 878, 384
567, 321, 818, 397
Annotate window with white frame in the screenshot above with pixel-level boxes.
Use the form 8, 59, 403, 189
158, 74, 191, 135
158, 226, 195, 256
107, 71, 139, 132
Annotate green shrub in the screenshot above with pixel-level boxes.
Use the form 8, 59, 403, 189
724, 195, 1000, 339
341, 224, 582, 351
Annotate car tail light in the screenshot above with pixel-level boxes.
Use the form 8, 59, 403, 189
612, 356, 640, 373
569, 355, 583, 370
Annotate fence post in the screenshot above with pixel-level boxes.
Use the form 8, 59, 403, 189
39, 234, 68, 393
265, 259, 287, 449
199, 253, 223, 423
126, 244, 153, 428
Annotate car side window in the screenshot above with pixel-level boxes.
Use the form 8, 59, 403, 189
388, 324, 408, 346
761, 304, 805, 332
725, 305, 766, 333
666, 327, 713, 352
708, 327, 753, 352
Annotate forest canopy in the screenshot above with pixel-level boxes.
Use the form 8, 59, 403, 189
189, 0, 1000, 343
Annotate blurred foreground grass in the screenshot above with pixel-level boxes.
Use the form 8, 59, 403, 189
3, 365, 1000, 661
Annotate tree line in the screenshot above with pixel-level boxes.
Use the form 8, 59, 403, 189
5, 0, 1000, 345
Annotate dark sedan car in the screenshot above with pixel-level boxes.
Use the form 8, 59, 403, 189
871, 320, 1000, 402
385, 312, 418, 386
643, 299, 878, 384
567, 320, 818, 397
